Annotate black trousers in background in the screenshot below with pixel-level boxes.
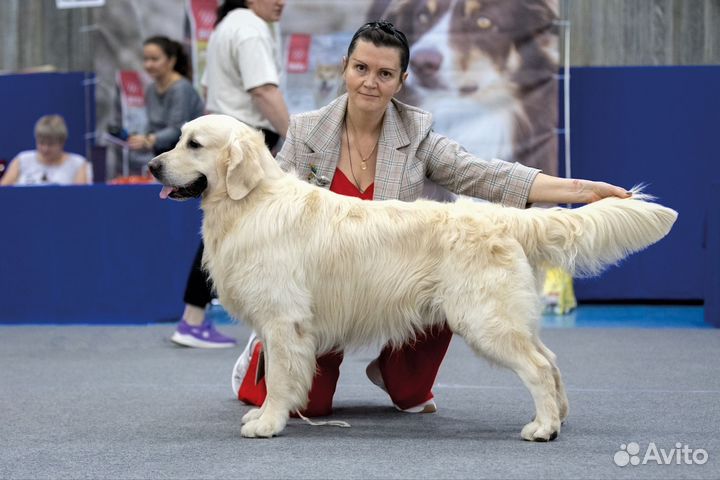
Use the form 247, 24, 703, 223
182, 128, 280, 308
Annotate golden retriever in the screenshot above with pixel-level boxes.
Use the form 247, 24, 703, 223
148, 114, 677, 440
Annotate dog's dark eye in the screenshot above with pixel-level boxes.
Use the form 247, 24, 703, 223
188, 139, 202, 149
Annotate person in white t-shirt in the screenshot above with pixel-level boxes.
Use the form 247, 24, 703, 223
203, 0, 288, 151
170, 0, 290, 349
1, 114, 91, 186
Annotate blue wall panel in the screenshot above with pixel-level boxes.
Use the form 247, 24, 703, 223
706, 182, 720, 326
568, 66, 718, 301
0, 185, 201, 324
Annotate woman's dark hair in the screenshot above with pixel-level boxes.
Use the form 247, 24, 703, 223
347, 21, 410, 74
144, 36, 192, 79
216, 0, 247, 26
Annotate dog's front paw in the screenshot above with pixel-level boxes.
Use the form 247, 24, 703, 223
521, 419, 560, 442
241, 415, 286, 438
242, 408, 263, 425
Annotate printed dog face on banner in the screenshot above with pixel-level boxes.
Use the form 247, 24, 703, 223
313, 63, 343, 108
371, 0, 559, 174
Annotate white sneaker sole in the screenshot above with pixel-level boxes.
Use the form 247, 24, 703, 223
170, 332, 236, 349
231, 332, 259, 396
395, 399, 437, 414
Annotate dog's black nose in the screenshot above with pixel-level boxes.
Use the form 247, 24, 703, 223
148, 160, 162, 179
410, 48, 443, 77
409, 48, 444, 89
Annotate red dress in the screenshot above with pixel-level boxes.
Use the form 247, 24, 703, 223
238, 168, 453, 416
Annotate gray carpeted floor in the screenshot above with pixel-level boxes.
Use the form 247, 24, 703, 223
1, 324, 718, 480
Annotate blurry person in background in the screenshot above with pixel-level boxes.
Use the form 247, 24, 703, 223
203, 0, 288, 147
1, 114, 91, 186
127, 36, 205, 155
169, 0, 289, 348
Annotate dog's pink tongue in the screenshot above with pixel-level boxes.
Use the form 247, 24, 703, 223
159, 186, 174, 200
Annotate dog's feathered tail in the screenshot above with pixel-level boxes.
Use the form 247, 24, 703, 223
510, 190, 678, 277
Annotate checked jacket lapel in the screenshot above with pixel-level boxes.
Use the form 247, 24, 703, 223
373, 99, 410, 201
298, 98, 345, 187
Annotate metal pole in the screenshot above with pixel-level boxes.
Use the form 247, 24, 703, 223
563, 19, 571, 180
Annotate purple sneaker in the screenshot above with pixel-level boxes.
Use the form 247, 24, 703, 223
171, 318, 237, 349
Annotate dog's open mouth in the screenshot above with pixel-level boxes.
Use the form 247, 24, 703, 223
159, 175, 208, 200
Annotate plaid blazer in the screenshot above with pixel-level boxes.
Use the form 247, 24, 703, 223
277, 94, 540, 207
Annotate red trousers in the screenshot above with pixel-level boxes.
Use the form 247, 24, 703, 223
238, 324, 453, 417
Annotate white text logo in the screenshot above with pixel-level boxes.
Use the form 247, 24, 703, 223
614, 442, 709, 467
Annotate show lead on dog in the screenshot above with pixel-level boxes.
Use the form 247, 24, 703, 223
228, 21, 632, 420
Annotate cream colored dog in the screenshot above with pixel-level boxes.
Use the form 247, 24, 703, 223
149, 114, 677, 440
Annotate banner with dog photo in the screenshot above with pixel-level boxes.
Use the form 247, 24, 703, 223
282, 0, 560, 176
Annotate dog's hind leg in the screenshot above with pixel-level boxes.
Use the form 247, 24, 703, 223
462, 324, 561, 441
240, 320, 316, 438
534, 338, 569, 423
444, 266, 561, 441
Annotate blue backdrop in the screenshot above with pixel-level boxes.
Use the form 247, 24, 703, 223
564, 66, 718, 305
0, 185, 202, 324
0, 67, 717, 324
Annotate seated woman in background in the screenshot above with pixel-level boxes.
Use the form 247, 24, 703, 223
127, 36, 205, 155
1, 114, 91, 186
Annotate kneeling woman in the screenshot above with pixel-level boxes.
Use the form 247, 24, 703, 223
231, 21, 629, 416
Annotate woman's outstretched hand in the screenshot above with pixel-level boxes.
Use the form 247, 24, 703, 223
572, 179, 631, 203
528, 174, 631, 205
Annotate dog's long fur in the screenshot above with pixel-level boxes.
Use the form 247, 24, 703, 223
149, 114, 677, 440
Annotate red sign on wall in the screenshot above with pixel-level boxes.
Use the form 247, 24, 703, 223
118, 70, 145, 108
287, 34, 311, 74
190, 0, 217, 42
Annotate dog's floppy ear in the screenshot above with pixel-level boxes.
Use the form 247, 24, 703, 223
225, 128, 265, 200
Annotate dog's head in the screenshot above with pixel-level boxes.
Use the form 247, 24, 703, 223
148, 114, 268, 202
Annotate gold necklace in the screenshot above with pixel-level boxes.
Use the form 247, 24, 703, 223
344, 119, 365, 193
346, 116, 379, 171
